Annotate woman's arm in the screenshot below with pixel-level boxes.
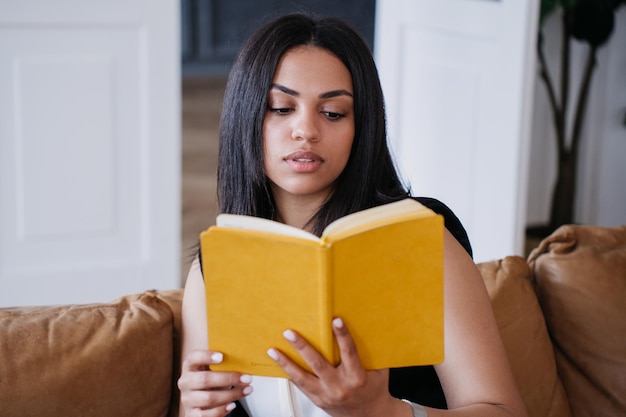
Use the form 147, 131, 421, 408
180, 258, 209, 358
177, 258, 253, 417
426, 230, 527, 416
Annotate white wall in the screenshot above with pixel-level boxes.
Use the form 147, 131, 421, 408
526, 8, 626, 228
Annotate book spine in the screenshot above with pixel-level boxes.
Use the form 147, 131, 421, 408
318, 245, 335, 365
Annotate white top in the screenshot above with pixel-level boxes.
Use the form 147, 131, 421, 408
240, 376, 331, 417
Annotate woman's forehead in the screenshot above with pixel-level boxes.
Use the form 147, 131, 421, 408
271, 46, 353, 94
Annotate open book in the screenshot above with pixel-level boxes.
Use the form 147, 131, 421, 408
200, 198, 444, 378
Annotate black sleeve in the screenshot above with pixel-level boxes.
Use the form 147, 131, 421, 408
413, 196, 473, 259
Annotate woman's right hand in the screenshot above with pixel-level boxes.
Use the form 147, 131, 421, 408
178, 350, 253, 417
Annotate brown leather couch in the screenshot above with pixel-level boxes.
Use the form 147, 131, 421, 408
1, 224, 624, 417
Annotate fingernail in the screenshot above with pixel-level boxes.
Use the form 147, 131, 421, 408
226, 402, 236, 411
283, 329, 297, 342
332, 317, 344, 329
267, 348, 279, 360
243, 385, 254, 395
210, 352, 223, 363
240, 374, 252, 384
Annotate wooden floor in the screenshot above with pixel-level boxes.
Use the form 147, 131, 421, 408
180, 75, 227, 283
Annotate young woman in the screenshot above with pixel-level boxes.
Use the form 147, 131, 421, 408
177, 13, 527, 417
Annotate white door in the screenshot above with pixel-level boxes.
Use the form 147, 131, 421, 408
0, 0, 180, 306
375, 0, 539, 262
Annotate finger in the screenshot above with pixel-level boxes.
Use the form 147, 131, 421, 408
266, 344, 322, 389
184, 386, 251, 410
180, 375, 253, 415
186, 401, 237, 417
331, 318, 363, 371
182, 350, 225, 372
282, 328, 334, 377
179, 369, 252, 392
266, 345, 311, 380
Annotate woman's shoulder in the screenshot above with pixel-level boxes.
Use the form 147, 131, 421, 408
411, 196, 473, 258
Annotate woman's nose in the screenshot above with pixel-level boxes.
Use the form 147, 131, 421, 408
292, 111, 319, 142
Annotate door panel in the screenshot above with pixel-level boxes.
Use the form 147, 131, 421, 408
0, 0, 180, 306
375, 0, 539, 261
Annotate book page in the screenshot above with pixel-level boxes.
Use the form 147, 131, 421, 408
216, 213, 320, 242
322, 199, 434, 242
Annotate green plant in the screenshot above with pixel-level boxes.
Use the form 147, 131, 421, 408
536, 0, 624, 233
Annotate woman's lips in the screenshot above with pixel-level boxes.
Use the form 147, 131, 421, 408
284, 151, 324, 172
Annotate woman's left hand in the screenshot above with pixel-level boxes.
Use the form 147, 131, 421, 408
267, 318, 405, 417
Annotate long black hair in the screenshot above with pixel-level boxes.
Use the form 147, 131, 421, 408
217, 13, 410, 236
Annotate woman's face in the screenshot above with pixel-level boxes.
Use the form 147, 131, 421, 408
263, 46, 355, 207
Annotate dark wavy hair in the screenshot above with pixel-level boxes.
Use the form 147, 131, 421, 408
217, 13, 410, 236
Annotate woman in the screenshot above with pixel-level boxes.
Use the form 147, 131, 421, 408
177, 13, 527, 417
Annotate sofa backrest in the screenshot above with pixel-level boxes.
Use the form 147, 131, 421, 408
528, 225, 626, 417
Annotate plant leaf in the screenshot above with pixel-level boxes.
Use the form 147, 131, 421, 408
567, 0, 615, 47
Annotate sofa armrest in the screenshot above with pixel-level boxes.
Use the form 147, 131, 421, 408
0, 291, 177, 417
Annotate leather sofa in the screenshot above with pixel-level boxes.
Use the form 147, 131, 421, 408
1, 224, 624, 417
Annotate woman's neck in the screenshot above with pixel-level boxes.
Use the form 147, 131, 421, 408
273, 194, 326, 232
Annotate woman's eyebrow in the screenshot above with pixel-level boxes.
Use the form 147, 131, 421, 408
271, 83, 299, 96
271, 83, 353, 99
319, 89, 353, 99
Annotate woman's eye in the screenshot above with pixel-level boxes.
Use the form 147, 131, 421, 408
323, 111, 345, 120
269, 107, 291, 115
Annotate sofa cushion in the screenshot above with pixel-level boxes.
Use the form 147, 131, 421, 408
478, 256, 571, 417
528, 225, 626, 417
0, 291, 175, 417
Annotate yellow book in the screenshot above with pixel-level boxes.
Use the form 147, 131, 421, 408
200, 198, 444, 378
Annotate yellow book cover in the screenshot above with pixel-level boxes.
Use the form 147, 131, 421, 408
200, 198, 444, 378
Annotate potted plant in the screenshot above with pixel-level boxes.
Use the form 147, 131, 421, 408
533, 0, 624, 236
